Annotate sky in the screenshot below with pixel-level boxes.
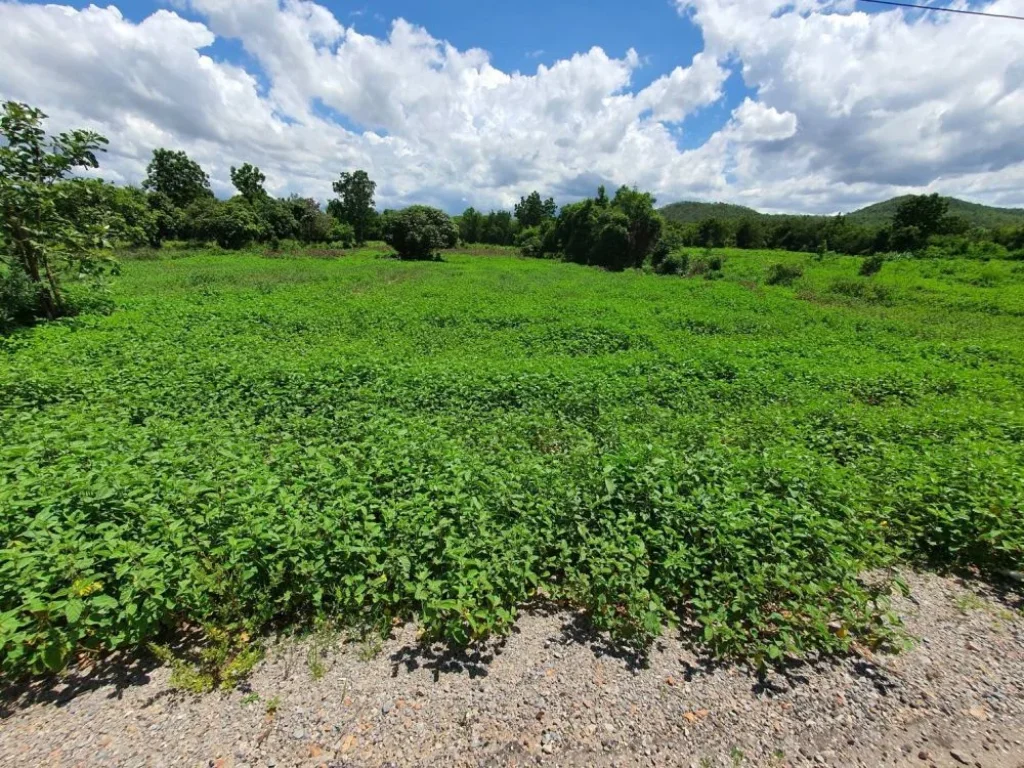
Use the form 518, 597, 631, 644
0, 0, 1022, 214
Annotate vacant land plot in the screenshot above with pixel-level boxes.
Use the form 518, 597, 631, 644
1, 248, 1022, 678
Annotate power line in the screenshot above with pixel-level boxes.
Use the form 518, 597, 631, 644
857, 0, 1024, 20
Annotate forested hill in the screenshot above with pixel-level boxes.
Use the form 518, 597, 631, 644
658, 201, 761, 223
659, 196, 1024, 229
845, 196, 1024, 229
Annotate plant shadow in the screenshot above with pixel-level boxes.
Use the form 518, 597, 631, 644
0, 651, 161, 719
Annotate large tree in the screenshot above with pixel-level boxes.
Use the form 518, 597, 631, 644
0, 101, 115, 319
230, 163, 267, 202
142, 148, 212, 208
514, 191, 557, 228
331, 170, 377, 244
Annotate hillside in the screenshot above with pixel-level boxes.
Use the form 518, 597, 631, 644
660, 196, 1024, 229
845, 196, 1024, 229
658, 201, 761, 224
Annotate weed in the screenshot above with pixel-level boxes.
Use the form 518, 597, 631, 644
765, 262, 803, 286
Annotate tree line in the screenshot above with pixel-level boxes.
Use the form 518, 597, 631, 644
662, 196, 1023, 259
4, 100, 1023, 332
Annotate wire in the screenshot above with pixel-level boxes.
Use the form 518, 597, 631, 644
856, 0, 1024, 20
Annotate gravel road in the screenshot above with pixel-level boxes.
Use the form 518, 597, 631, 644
2, 571, 1022, 768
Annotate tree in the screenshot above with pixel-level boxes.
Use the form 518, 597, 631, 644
481, 210, 517, 245
735, 219, 765, 249
457, 207, 484, 244
697, 218, 728, 248
191, 198, 263, 250
142, 148, 211, 208
331, 170, 377, 244
891, 194, 948, 250
611, 186, 662, 268
0, 101, 115, 319
384, 206, 458, 260
514, 191, 557, 228
55, 180, 158, 249
287, 196, 334, 243
230, 163, 266, 202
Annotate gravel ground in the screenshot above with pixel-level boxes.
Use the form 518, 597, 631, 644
1, 571, 1022, 768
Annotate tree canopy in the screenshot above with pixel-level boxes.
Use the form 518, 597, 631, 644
0, 101, 116, 320
230, 163, 267, 202
331, 170, 377, 244
142, 148, 212, 208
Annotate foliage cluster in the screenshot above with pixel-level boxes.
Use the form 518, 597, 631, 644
0, 102, 117, 325
524, 185, 664, 270
2, 247, 1022, 678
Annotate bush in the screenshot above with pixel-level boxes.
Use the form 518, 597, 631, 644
192, 200, 263, 250
0, 268, 42, 333
384, 205, 458, 260
654, 250, 689, 276
765, 262, 804, 286
859, 254, 886, 277
828, 278, 893, 305
688, 254, 724, 279
328, 219, 356, 248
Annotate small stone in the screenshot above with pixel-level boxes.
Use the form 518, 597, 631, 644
918, 750, 931, 760
950, 751, 970, 765
290, 728, 305, 741
382, 701, 394, 715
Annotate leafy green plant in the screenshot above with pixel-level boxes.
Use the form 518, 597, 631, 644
765, 262, 803, 286
1, 245, 1022, 681
859, 253, 886, 276
0, 101, 117, 321
149, 628, 263, 693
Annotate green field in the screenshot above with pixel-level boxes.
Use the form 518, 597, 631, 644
2, 247, 1023, 677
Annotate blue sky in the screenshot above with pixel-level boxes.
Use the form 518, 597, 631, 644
4, 0, 1022, 212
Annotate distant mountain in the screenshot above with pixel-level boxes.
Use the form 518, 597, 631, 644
658, 201, 762, 224
845, 196, 1024, 229
659, 196, 1024, 230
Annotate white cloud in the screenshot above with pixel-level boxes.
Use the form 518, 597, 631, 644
0, 0, 1020, 213
676, 0, 1024, 211
727, 98, 798, 142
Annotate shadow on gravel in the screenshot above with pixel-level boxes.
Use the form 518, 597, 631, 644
389, 638, 507, 681
0, 651, 161, 719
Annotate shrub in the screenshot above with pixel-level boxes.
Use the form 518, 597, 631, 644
328, 219, 356, 248
654, 250, 689, 276
192, 199, 263, 250
384, 205, 458, 260
765, 262, 804, 286
0, 268, 42, 333
688, 254, 724, 279
828, 278, 893, 305
859, 253, 886, 277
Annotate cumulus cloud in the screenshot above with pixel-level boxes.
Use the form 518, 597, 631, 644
676, 0, 1024, 211
0, 0, 1020, 212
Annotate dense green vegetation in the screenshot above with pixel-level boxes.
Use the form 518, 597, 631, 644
659, 201, 762, 224
658, 196, 1024, 259
2, 246, 1022, 678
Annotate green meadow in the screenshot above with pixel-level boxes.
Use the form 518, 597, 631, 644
2, 247, 1022, 677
